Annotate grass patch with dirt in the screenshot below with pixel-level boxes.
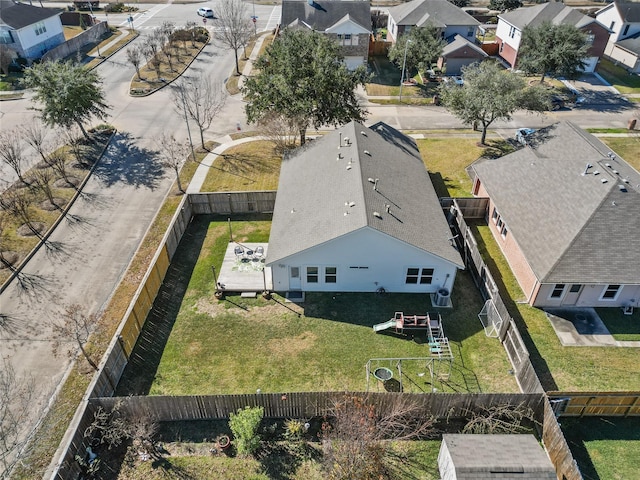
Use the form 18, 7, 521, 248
200, 140, 281, 191
596, 58, 640, 94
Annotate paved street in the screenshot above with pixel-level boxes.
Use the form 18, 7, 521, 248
0, 1, 639, 476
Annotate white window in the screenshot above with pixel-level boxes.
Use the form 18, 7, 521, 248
34, 21, 46, 36
325, 267, 337, 283
306, 266, 318, 283
500, 224, 508, 239
0, 30, 14, 44
601, 284, 621, 300
585, 32, 595, 45
405, 268, 434, 285
550, 284, 565, 299
509, 26, 516, 38
492, 207, 499, 223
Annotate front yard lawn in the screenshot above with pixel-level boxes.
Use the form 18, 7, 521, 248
596, 58, 640, 94
146, 216, 518, 396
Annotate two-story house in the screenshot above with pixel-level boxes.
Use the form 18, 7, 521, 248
0, 0, 65, 62
280, 0, 371, 70
496, 1, 609, 73
596, 1, 640, 73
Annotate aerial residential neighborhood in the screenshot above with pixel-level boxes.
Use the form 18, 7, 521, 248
0, 0, 639, 479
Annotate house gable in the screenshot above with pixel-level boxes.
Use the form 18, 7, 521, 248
325, 14, 371, 34
388, 0, 478, 29
472, 122, 640, 286
281, 0, 371, 33
0, 0, 63, 30
266, 121, 464, 270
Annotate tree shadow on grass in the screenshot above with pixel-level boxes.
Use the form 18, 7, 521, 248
92, 131, 165, 190
115, 215, 211, 395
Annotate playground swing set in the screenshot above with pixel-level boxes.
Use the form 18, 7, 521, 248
368, 311, 454, 392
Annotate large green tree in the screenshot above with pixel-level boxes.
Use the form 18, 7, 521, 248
439, 61, 548, 145
489, 0, 522, 12
242, 29, 369, 145
388, 26, 446, 80
517, 22, 588, 83
22, 60, 109, 140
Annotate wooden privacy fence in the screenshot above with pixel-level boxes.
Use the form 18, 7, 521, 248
91, 392, 546, 423
548, 392, 640, 417
542, 399, 583, 480
49, 193, 280, 478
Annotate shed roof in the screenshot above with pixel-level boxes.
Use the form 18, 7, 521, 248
440, 434, 556, 479
471, 122, 640, 284
499, 1, 596, 30
281, 0, 371, 32
0, 0, 62, 29
441, 34, 488, 58
266, 121, 464, 268
388, 0, 479, 28
616, 31, 640, 55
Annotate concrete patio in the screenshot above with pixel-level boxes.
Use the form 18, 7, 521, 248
545, 308, 640, 347
216, 242, 273, 295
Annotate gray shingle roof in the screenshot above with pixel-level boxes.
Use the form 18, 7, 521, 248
499, 1, 596, 30
441, 34, 488, 57
471, 122, 640, 284
388, 0, 479, 28
281, 0, 371, 32
615, 1, 640, 23
617, 31, 640, 55
267, 121, 464, 268
441, 434, 556, 478
0, 0, 62, 29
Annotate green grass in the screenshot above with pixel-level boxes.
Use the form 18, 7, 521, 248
561, 417, 640, 480
596, 308, 640, 341
149, 216, 518, 396
201, 140, 281, 191
471, 223, 640, 391
596, 58, 640, 94
599, 136, 640, 171
417, 139, 515, 198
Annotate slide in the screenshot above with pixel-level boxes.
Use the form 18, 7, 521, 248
373, 319, 396, 332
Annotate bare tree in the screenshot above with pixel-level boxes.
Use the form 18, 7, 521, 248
126, 45, 144, 81
172, 77, 226, 149
52, 303, 99, 372
64, 126, 86, 167
460, 402, 538, 434
0, 127, 30, 187
0, 358, 35, 477
0, 191, 42, 239
0, 45, 16, 75
157, 132, 189, 193
32, 168, 60, 210
321, 394, 435, 480
185, 20, 198, 48
215, 0, 253, 75
257, 112, 301, 153
47, 149, 71, 185
20, 119, 51, 165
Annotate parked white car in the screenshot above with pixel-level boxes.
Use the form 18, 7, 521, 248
197, 7, 214, 18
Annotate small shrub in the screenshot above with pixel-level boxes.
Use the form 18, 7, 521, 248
229, 406, 264, 456
284, 419, 306, 441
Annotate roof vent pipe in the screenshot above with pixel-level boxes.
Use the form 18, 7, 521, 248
339, 132, 342, 149
385, 204, 390, 213
582, 163, 592, 176
373, 178, 379, 191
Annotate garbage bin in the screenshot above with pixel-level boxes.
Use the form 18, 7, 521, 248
628, 118, 637, 130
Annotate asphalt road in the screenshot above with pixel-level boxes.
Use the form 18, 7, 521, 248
0, 1, 639, 476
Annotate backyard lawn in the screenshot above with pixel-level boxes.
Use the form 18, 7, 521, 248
145, 216, 518, 397
596, 58, 640, 94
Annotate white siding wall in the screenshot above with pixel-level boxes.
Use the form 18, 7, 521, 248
14, 15, 64, 59
437, 441, 457, 480
387, 17, 398, 42
496, 19, 521, 51
608, 45, 640, 72
443, 25, 477, 40
270, 227, 459, 293
534, 283, 640, 308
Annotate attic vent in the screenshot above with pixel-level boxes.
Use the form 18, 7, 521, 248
364, 150, 371, 156
349, 201, 356, 207
373, 211, 382, 219
612, 169, 619, 175
601, 178, 608, 184
619, 184, 627, 192
360, 131, 367, 136
344, 136, 350, 145
605, 163, 612, 168
623, 178, 630, 183
346, 165, 352, 170
337, 153, 343, 160
593, 170, 600, 175
607, 152, 616, 161
367, 178, 375, 184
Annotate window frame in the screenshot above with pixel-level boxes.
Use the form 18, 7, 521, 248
34, 21, 47, 36
405, 267, 420, 284
550, 284, 566, 299
419, 268, 434, 285
306, 266, 319, 283
601, 284, 621, 301
325, 266, 337, 284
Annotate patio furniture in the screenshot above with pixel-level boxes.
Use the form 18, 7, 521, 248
254, 246, 264, 259
234, 245, 244, 259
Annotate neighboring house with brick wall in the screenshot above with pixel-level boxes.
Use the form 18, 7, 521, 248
496, 1, 609, 73
437, 33, 487, 74
596, 1, 640, 73
0, 0, 64, 61
266, 121, 464, 294
280, 0, 371, 70
470, 122, 640, 309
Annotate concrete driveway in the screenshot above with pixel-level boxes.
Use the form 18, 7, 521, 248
561, 74, 630, 110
